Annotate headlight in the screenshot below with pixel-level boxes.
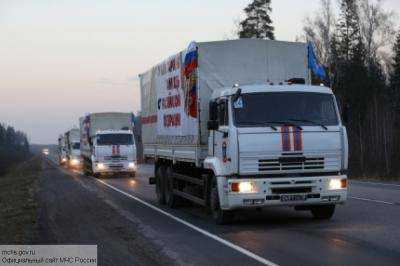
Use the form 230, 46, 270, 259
329, 178, 347, 190
61, 158, 67, 162
70, 158, 80, 165
128, 162, 136, 169
97, 163, 106, 170
231, 181, 257, 193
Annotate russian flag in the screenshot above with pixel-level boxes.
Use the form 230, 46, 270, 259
184, 42, 198, 77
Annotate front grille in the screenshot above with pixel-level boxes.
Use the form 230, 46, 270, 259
259, 156, 324, 172
104, 156, 128, 162
108, 164, 123, 169
271, 187, 312, 194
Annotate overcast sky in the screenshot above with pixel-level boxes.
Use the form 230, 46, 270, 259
1, 0, 399, 144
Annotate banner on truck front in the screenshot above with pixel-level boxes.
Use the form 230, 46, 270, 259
154, 43, 198, 138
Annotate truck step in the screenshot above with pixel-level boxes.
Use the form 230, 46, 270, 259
173, 173, 204, 186
173, 189, 206, 206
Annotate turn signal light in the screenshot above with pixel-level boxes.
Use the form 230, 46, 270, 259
341, 179, 348, 188
231, 183, 239, 192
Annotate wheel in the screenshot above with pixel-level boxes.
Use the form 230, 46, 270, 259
155, 165, 166, 204
210, 177, 234, 225
130, 171, 136, 178
310, 205, 335, 219
164, 166, 178, 208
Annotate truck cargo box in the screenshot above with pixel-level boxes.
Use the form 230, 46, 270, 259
139, 39, 310, 164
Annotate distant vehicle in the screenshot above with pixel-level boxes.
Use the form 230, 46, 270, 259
42, 148, 49, 156
65, 128, 81, 169
58, 134, 67, 165
140, 39, 348, 224
79, 112, 137, 177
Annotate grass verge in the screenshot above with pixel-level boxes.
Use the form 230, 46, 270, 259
0, 156, 41, 244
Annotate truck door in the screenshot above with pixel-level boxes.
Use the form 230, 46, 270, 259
214, 99, 230, 165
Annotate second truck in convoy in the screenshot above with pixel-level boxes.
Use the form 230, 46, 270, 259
79, 112, 137, 177
140, 39, 348, 224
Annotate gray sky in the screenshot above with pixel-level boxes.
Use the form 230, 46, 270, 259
1, 0, 399, 144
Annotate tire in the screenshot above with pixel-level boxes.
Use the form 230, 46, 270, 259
130, 172, 136, 178
164, 166, 178, 208
210, 177, 234, 225
155, 165, 166, 204
310, 205, 335, 219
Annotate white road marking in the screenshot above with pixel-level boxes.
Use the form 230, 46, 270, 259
94, 178, 279, 266
349, 196, 396, 205
350, 180, 400, 188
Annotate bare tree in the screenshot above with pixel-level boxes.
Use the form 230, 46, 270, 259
303, 0, 336, 66
358, 0, 397, 63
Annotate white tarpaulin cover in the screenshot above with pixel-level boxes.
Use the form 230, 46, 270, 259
140, 39, 309, 147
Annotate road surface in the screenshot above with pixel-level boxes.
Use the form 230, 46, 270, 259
41, 158, 400, 266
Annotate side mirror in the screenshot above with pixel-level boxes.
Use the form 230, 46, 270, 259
209, 101, 217, 121
207, 120, 219, 130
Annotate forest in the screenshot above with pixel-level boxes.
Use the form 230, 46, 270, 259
238, 0, 400, 178
0, 124, 30, 175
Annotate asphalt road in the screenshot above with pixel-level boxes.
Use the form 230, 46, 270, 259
42, 158, 400, 266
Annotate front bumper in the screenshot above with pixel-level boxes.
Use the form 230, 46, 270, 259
93, 161, 136, 174
218, 175, 348, 210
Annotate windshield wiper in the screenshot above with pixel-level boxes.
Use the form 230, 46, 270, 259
278, 121, 303, 131
288, 119, 328, 130
237, 121, 304, 131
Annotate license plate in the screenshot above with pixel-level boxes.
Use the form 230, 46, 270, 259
280, 194, 307, 202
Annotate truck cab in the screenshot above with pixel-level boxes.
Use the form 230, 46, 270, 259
91, 129, 137, 176
204, 84, 348, 221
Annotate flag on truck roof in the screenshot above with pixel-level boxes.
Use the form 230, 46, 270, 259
184, 41, 198, 77
307, 42, 327, 81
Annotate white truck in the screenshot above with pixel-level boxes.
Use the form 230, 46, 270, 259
57, 134, 67, 165
65, 128, 81, 169
79, 112, 137, 177
140, 39, 348, 224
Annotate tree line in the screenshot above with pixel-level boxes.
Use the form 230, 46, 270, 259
238, 0, 400, 178
0, 124, 30, 175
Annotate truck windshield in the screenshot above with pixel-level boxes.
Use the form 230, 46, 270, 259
96, 134, 134, 145
233, 92, 339, 127
72, 143, 80, 149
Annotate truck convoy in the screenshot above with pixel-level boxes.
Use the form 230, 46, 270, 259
79, 112, 137, 177
140, 39, 348, 224
64, 128, 81, 169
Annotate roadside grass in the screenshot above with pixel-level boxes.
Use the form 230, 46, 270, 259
0, 156, 41, 244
